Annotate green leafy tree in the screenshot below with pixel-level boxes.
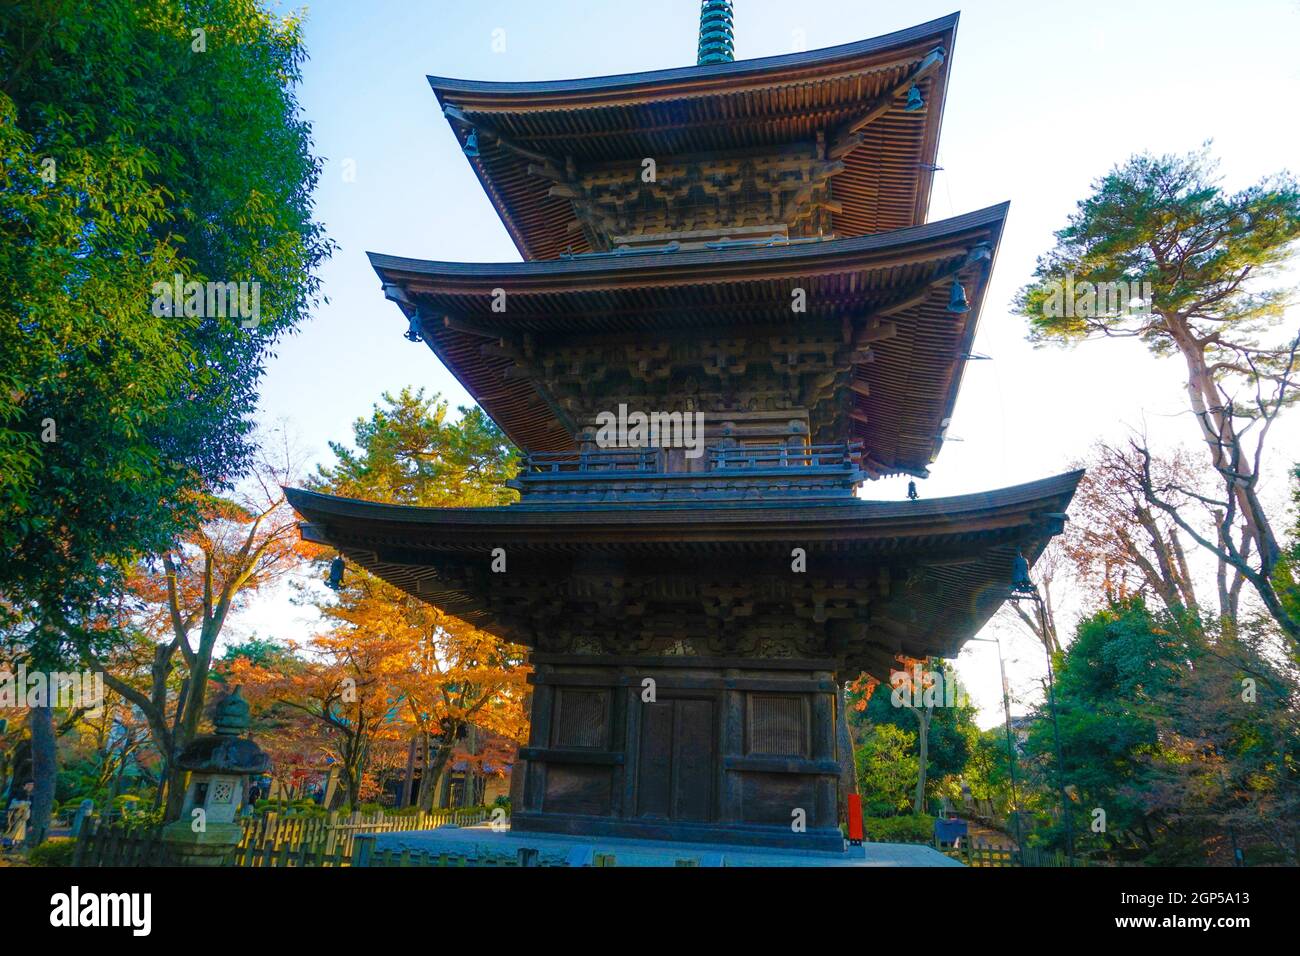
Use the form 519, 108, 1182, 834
312, 387, 518, 507
221, 637, 300, 671
0, 0, 331, 844
1016, 147, 1300, 644
965, 727, 1017, 809
1022, 600, 1180, 856
1139, 614, 1300, 865
854, 724, 919, 817
1025, 598, 1300, 862
849, 660, 979, 814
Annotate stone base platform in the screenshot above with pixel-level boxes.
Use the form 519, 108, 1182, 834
371, 825, 962, 867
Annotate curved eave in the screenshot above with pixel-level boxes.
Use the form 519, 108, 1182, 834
371, 203, 1007, 474
287, 469, 1081, 667
370, 202, 1004, 285
286, 469, 1080, 542
427, 14, 958, 101
430, 14, 958, 260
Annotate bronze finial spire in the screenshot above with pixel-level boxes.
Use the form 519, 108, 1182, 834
697, 0, 734, 65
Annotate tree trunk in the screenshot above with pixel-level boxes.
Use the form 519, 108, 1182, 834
401, 736, 417, 807
322, 766, 339, 809
340, 732, 369, 809
164, 763, 187, 821
416, 732, 436, 811
914, 708, 931, 816
420, 736, 457, 811
1171, 328, 1298, 641
1176, 336, 1270, 554
163, 680, 190, 821
26, 703, 56, 848
176, 621, 221, 760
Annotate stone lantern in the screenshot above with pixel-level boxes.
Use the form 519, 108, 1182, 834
161, 687, 269, 866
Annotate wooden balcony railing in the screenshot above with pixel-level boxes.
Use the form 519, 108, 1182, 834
510, 442, 865, 503
523, 448, 660, 475
707, 442, 863, 471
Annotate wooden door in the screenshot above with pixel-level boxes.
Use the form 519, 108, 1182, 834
636, 698, 715, 823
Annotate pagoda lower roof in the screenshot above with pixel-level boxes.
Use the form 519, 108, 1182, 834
370, 203, 1007, 475
285, 470, 1081, 672
431, 14, 959, 260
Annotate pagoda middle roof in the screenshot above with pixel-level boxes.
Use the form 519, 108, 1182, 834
370, 202, 1008, 475
431, 13, 959, 260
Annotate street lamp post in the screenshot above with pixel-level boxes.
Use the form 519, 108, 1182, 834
1009, 551, 1075, 865
969, 635, 1023, 850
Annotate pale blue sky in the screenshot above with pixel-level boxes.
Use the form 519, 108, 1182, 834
244, 0, 1300, 725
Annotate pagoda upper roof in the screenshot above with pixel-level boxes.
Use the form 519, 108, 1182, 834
431, 13, 959, 260
370, 202, 1008, 476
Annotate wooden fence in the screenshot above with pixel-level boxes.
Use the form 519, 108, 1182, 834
72, 821, 171, 867
933, 838, 1087, 867
73, 806, 492, 868
239, 807, 490, 859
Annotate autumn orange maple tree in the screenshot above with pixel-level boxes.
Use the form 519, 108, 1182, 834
340, 573, 529, 810
94, 437, 313, 818
258, 388, 532, 810
230, 626, 410, 808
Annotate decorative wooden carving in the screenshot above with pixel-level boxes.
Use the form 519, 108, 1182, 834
553, 142, 846, 250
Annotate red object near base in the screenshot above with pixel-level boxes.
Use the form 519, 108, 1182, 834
847, 793, 864, 845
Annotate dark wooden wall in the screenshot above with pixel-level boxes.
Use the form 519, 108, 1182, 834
513, 652, 845, 851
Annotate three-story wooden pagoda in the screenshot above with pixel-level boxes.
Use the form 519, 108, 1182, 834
288, 8, 1081, 852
